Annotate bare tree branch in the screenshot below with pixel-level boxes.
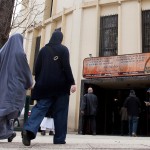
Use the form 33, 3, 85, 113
0, 0, 45, 47
11, 0, 45, 34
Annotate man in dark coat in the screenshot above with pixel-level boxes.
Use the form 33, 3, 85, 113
124, 90, 141, 137
80, 87, 98, 135
22, 30, 76, 146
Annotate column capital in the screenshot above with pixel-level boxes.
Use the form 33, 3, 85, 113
118, 0, 121, 6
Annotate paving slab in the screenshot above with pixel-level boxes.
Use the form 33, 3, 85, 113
0, 132, 150, 150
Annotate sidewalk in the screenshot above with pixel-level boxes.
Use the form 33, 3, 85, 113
0, 132, 150, 149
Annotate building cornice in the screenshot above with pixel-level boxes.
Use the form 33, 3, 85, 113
44, 18, 53, 25
80, 0, 143, 8
80, 1, 97, 9
27, 21, 43, 33
64, 6, 75, 15
27, 0, 144, 33
100, 0, 118, 6
44, 6, 75, 26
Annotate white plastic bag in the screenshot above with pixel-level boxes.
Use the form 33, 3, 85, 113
40, 117, 55, 131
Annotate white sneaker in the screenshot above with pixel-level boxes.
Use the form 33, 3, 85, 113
132, 133, 137, 137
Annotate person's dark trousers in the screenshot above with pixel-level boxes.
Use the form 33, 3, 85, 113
82, 115, 96, 135
23, 94, 69, 144
53, 94, 69, 144
23, 98, 53, 139
128, 116, 139, 136
89, 115, 96, 134
81, 115, 87, 134
82, 116, 90, 134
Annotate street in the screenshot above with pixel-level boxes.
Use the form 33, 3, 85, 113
0, 132, 150, 149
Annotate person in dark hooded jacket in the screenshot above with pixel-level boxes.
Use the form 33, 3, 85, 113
124, 90, 141, 137
22, 30, 76, 146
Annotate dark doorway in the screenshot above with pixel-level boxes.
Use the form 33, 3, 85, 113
95, 88, 149, 136
79, 80, 150, 136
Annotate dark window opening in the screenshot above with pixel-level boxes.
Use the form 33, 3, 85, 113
100, 15, 118, 56
142, 10, 150, 53
50, 0, 53, 17
33, 36, 41, 75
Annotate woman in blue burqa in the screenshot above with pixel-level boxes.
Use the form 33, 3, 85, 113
0, 33, 33, 142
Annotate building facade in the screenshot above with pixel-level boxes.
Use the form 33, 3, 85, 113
13, 0, 150, 134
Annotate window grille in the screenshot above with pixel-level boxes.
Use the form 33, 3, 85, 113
100, 15, 118, 56
142, 10, 150, 53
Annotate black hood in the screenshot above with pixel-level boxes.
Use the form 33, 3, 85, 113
48, 30, 63, 45
129, 90, 136, 97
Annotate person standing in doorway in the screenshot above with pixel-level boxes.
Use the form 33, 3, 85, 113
80, 87, 98, 135
120, 106, 128, 136
124, 90, 141, 137
145, 88, 150, 106
0, 33, 33, 142
112, 97, 121, 135
22, 30, 76, 146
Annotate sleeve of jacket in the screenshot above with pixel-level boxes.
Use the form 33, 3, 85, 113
80, 95, 87, 111
61, 47, 75, 85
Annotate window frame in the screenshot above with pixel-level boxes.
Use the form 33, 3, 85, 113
99, 14, 118, 57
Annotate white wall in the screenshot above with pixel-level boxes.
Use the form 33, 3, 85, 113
101, 4, 118, 16
81, 7, 97, 65
56, 0, 63, 14
55, 0, 83, 14
44, 24, 52, 44
64, 13, 76, 130
121, 1, 139, 54
83, 0, 95, 2
64, 14, 73, 51
142, 0, 150, 10
56, 20, 62, 29
25, 32, 33, 61
67, 8, 83, 130
62, 0, 74, 9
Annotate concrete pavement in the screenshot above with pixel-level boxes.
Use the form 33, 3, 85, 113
0, 132, 150, 149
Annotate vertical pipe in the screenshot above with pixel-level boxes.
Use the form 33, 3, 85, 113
118, 1, 121, 55
137, 0, 142, 53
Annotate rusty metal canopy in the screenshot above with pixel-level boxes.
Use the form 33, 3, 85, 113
82, 75, 150, 89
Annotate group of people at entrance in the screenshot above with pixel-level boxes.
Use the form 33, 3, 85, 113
80, 88, 143, 137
